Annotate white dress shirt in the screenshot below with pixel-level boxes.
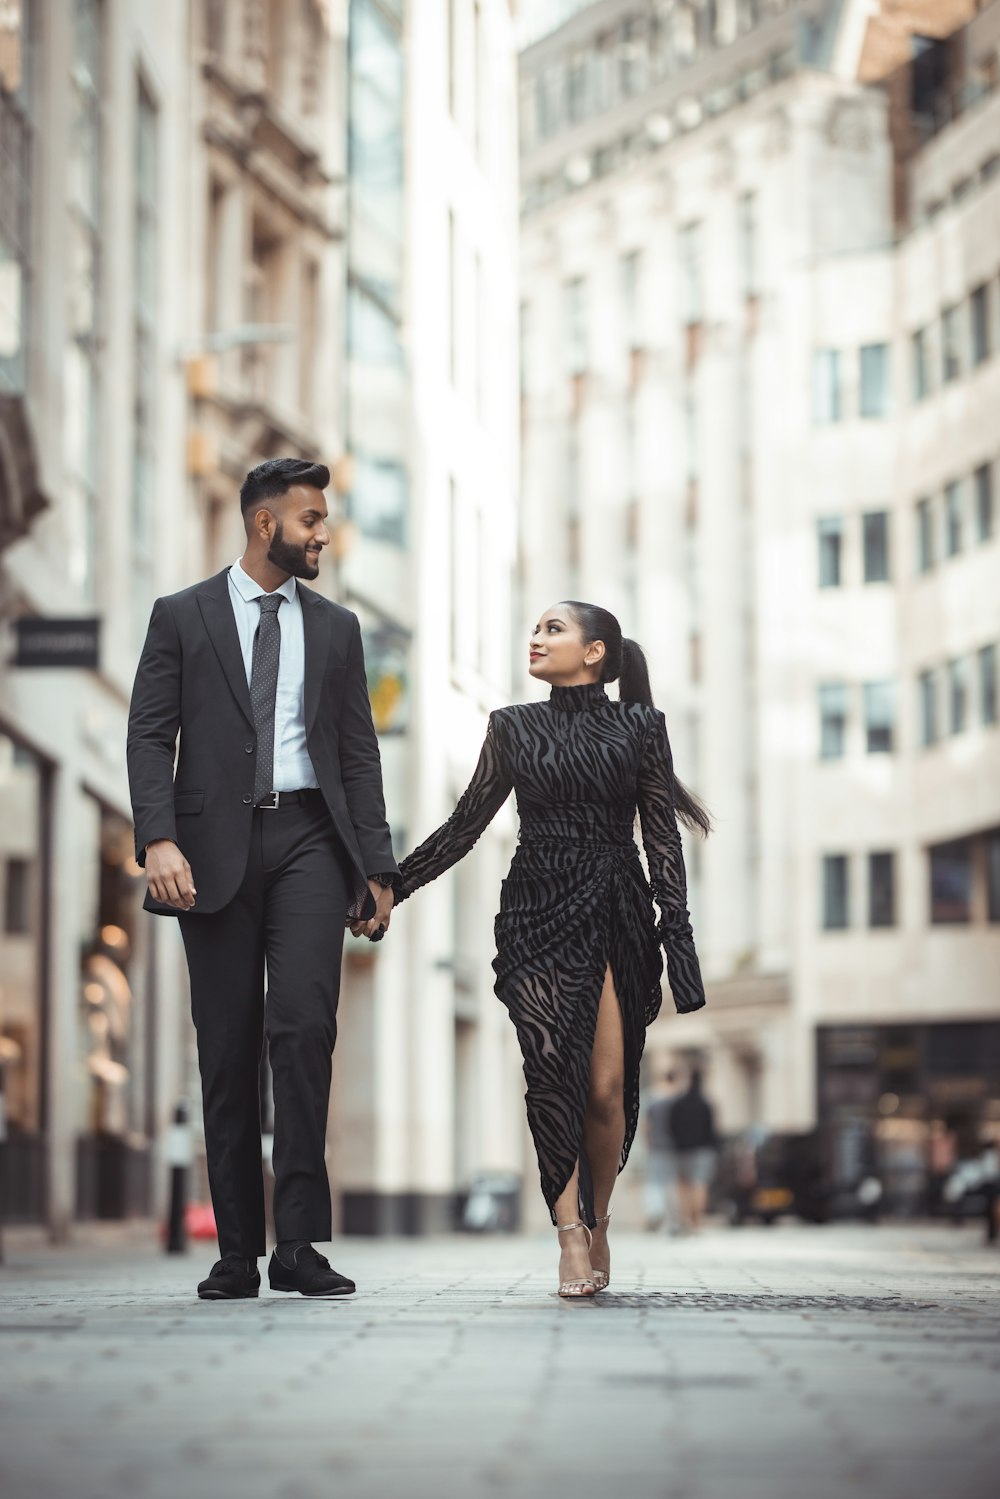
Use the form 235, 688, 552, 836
227, 560, 319, 792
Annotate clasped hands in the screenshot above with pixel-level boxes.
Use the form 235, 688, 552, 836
144, 842, 396, 939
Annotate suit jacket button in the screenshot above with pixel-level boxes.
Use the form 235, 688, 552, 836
244, 742, 254, 753
242, 794, 252, 805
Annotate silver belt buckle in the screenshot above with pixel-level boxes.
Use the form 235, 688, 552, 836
258, 791, 279, 810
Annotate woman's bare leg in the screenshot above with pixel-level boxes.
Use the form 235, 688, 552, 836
584, 967, 626, 1282
553, 1162, 593, 1288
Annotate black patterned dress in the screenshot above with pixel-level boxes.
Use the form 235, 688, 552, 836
396, 681, 705, 1226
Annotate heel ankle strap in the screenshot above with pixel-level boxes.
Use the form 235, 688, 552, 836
595, 1212, 611, 1227
556, 1220, 586, 1233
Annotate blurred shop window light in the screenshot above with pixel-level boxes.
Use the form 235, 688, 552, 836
364, 624, 408, 736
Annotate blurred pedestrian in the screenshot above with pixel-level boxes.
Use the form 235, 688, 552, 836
670, 1069, 718, 1233
128, 458, 400, 1301
391, 601, 709, 1296
644, 1072, 682, 1233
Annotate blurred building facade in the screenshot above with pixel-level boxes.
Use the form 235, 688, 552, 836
517, 0, 1000, 1210
329, 0, 525, 1232
0, 0, 525, 1240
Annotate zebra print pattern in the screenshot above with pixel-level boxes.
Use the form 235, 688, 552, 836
396, 680, 705, 1226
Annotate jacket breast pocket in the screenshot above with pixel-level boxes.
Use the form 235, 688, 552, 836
174, 791, 205, 815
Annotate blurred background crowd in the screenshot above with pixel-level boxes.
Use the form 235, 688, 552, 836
0, 0, 998, 1246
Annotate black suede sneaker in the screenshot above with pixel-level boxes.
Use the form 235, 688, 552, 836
197, 1254, 261, 1300
268, 1245, 356, 1298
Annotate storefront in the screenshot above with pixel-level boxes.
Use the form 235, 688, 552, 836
74, 793, 155, 1219
817, 1021, 1000, 1215
0, 727, 50, 1222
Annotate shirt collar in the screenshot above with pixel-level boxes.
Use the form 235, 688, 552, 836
230, 559, 298, 607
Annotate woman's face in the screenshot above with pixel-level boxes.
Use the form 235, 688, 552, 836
528, 604, 605, 684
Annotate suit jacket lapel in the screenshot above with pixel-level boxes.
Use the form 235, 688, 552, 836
299, 582, 331, 734
197, 570, 255, 729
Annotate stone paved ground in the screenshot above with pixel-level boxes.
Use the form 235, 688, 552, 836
1, 1221, 999, 1499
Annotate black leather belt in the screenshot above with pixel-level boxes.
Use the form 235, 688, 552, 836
255, 789, 325, 810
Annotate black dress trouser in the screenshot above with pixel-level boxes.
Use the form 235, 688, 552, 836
178, 796, 349, 1257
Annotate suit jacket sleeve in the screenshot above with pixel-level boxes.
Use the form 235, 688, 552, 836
127, 596, 182, 864
337, 615, 399, 878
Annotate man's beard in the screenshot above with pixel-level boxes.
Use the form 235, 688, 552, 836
267, 520, 319, 580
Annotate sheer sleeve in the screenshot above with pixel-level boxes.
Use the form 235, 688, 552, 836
396, 712, 513, 902
636, 710, 706, 1014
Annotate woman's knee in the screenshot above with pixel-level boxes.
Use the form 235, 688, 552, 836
587, 1074, 624, 1126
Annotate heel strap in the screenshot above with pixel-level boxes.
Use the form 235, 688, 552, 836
595, 1212, 611, 1227
556, 1220, 593, 1248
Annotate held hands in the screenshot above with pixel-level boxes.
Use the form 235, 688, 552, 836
350, 880, 395, 942
145, 840, 197, 911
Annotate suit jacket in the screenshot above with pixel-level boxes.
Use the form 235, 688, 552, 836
126, 568, 398, 920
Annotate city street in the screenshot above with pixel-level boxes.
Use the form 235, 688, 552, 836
1, 1221, 998, 1499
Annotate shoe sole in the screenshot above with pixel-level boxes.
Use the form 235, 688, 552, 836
268, 1284, 356, 1298
197, 1289, 260, 1300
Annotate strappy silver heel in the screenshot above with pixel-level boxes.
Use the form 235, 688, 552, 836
591, 1211, 611, 1291
556, 1221, 596, 1298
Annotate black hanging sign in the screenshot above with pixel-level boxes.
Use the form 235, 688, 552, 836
14, 617, 101, 669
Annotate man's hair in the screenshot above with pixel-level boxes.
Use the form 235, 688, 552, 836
239, 457, 330, 517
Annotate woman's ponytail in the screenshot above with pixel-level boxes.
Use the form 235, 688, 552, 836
563, 600, 711, 835
618, 638, 653, 706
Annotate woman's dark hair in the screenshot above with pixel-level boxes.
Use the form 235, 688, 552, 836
240, 457, 331, 518
562, 599, 711, 836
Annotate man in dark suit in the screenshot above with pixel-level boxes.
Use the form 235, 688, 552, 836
128, 458, 398, 1299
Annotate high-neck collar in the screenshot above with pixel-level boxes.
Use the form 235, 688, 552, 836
548, 682, 609, 714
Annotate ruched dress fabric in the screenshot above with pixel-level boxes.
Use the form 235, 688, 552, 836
396, 682, 706, 1227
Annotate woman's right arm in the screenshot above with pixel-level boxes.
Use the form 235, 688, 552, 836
396, 712, 513, 901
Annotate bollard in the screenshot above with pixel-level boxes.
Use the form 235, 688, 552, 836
165, 1100, 192, 1254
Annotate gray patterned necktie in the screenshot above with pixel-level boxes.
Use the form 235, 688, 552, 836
251, 593, 284, 804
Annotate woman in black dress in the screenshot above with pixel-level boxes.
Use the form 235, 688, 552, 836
393, 601, 708, 1296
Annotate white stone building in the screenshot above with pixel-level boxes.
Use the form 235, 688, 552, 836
518, 0, 1000, 1212
0, 0, 346, 1238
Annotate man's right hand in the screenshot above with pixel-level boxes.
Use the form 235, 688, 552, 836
145, 840, 197, 911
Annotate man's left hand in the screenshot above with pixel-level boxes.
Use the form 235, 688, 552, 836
350, 880, 395, 941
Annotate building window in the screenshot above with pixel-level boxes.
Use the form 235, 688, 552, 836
621, 250, 641, 353
564, 277, 587, 376
868, 852, 896, 928
911, 327, 931, 401
0, 0, 31, 393
929, 839, 972, 924
3, 856, 32, 936
915, 497, 934, 573
738, 192, 757, 298
974, 462, 994, 542
132, 78, 157, 558
822, 854, 849, 930
863, 680, 895, 753
678, 222, 702, 327
944, 479, 964, 556
988, 831, 1000, 923
859, 343, 890, 418
819, 682, 848, 759
970, 283, 991, 366
567, 47, 590, 121
918, 669, 938, 747
812, 350, 841, 424
947, 657, 968, 735
862, 510, 889, 582
66, 0, 104, 598
817, 516, 842, 587
980, 643, 998, 726
349, 453, 408, 546
941, 304, 962, 383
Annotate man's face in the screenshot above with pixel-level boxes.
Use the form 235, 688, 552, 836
265, 485, 330, 580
